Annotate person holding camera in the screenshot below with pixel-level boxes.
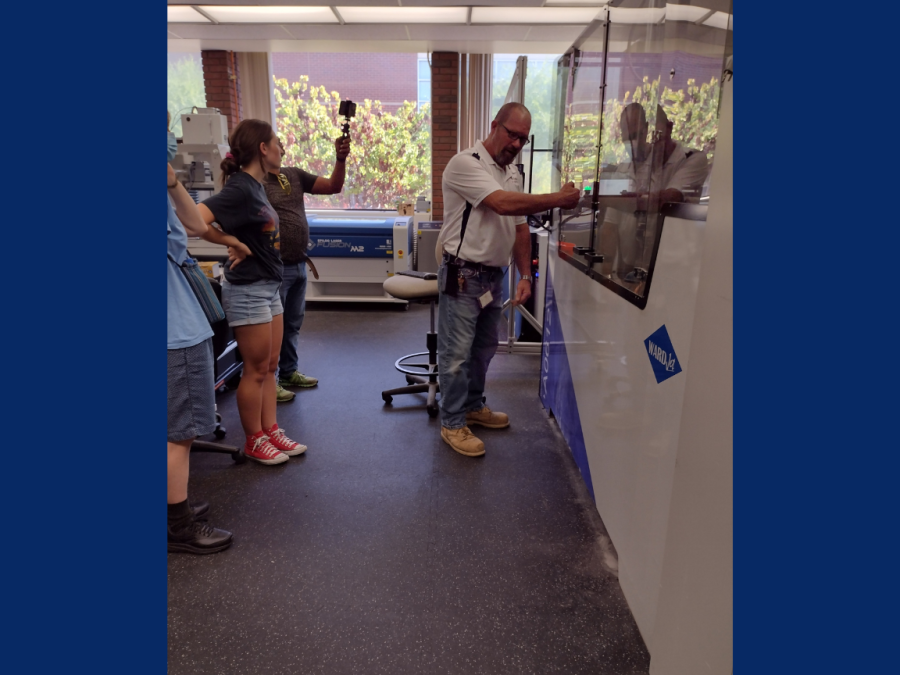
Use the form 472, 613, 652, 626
196, 119, 307, 466
264, 134, 351, 403
436, 102, 581, 457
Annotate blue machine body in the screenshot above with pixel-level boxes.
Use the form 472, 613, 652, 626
307, 216, 396, 258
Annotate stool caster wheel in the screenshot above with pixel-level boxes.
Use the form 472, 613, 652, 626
382, 394, 393, 405
233, 451, 247, 464
427, 404, 439, 418
214, 426, 227, 440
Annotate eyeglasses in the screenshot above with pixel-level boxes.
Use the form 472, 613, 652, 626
277, 173, 291, 195
499, 122, 530, 146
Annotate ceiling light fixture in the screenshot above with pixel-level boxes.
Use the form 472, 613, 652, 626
167, 7, 211, 23
196, 6, 339, 24
471, 7, 603, 24
336, 7, 469, 24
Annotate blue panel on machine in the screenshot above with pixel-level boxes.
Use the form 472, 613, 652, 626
307, 215, 395, 258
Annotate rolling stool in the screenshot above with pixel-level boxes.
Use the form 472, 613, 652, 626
381, 270, 441, 417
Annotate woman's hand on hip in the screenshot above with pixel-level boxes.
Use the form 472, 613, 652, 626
227, 243, 253, 268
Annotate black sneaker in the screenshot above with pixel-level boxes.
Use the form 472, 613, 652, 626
168, 519, 233, 555
190, 501, 210, 520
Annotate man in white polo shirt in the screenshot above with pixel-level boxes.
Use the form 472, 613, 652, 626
437, 102, 581, 457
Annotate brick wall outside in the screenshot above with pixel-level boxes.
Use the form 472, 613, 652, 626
430, 52, 459, 222
272, 53, 418, 114
201, 50, 243, 132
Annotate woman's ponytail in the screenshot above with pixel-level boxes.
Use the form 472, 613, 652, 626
220, 149, 241, 185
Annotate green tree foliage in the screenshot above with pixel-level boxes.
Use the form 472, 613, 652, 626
274, 76, 431, 209
491, 59, 517, 117
523, 59, 556, 195
492, 56, 559, 194
167, 55, 206, 137
562, 75, 720, 184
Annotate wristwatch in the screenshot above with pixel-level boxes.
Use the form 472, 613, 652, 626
520, 274, 532, 283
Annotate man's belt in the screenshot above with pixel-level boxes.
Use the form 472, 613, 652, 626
442, 252, 501, 274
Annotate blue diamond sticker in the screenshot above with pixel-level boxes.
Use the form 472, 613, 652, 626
644, 325, 683, 384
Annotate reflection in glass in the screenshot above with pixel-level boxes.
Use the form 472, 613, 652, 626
554, 2, 731, 306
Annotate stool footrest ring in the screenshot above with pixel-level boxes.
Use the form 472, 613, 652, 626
395, 351, 439, 379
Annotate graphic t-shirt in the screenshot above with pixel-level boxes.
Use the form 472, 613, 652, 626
264, 167, 318, 265
201, 171, 283, 284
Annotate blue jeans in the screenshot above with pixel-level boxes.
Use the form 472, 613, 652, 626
437, 263, 504, 429
278, 261, 308, 376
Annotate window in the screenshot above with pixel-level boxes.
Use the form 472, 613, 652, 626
271, 52, 431, 210
167, 52, 206, 138
417, 54, 431, 110
492, 54, 561, 196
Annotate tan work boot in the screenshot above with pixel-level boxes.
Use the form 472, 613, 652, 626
465, 406, 509, 429
441, 426, 486, 457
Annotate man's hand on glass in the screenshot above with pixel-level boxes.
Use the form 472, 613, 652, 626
557, 182, 581, 210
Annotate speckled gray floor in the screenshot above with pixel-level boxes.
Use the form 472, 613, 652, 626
169, 302, 650, 675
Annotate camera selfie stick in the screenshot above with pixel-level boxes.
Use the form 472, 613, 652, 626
339, 99, 356, 140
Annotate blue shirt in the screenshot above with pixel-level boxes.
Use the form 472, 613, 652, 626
167, 194, 214, 350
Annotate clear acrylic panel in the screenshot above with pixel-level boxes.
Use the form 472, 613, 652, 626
522, 54, 562, 151
522, 146, 553, 195
556, 1, 731, 305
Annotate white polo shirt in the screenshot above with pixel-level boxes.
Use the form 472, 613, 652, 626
439, 140, 526, 268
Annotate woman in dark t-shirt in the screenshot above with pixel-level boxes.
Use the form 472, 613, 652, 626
197, 119, 307, 466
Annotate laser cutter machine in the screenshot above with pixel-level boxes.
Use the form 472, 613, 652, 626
304, 211, 413, 304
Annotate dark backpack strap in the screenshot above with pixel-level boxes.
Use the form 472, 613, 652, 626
454, 151, 481, 258
455, 201, 473, 258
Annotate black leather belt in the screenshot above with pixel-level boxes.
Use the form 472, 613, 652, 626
443, 253, 501, 274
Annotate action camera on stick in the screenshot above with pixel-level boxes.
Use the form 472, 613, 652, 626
339, 100, 356, 140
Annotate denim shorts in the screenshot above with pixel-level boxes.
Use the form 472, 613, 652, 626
221, 279, 284, 327
167, 338, 216, 442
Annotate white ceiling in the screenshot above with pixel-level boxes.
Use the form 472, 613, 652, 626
166, 2, 731, 55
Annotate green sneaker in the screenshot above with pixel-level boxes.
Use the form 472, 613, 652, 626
279, 371, 318, 388
275, 383, 295, 402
